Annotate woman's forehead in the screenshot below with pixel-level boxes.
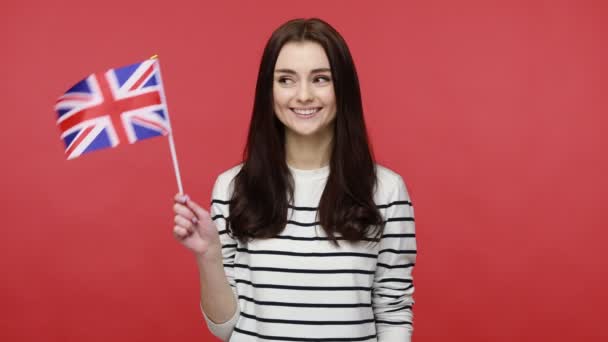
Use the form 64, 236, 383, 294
274, 41, 331, 73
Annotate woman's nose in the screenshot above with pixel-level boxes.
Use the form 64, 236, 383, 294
296, 83, 313, 102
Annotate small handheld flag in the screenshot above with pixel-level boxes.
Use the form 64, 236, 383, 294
55, 57, 184, 194
55, 58, 170, 158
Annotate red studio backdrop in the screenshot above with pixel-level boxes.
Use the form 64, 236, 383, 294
1, 0, 607, 341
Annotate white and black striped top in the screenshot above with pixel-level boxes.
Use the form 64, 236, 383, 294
201, 163, 416, 342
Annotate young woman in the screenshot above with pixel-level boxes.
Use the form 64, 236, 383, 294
172, 18, 417, 342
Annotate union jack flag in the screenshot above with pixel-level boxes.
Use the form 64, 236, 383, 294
55, 59, 171, 160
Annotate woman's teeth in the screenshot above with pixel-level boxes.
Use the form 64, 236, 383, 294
291, 107, 321, 115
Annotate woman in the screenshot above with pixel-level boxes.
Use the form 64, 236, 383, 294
172, 18, 416, 341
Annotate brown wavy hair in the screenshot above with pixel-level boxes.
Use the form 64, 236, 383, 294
228, 17, 383, 247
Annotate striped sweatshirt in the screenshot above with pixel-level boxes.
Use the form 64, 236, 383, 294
200, 163, 417, 342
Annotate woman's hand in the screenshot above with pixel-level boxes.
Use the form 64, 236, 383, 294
172, 193, 222, 260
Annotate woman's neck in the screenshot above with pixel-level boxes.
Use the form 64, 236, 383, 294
285, 128, 333, 170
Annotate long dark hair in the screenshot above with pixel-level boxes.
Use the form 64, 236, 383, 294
228, 17, 383, 247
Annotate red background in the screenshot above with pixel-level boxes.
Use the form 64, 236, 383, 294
1, 0, 607, 341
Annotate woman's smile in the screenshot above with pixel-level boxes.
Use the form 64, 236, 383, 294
290, 107, 323, 119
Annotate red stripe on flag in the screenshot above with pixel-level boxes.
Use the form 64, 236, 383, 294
65, 125, 95, 158
129, 63, 155, 91
56, 94, 92, 104
131, 116, 169, 135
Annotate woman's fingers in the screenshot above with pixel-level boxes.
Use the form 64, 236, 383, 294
183, 197, 210, 221
173, 202, 197, 223
174, 214, 195, 231
172, 194, 206, 240
173, 226, 190, 239
174, 193, 189, 203
174, 193, 205, 221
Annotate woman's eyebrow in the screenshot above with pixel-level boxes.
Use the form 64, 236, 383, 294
274, 68, 331, 74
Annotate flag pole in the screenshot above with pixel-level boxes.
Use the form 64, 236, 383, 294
150, 54, 184, 195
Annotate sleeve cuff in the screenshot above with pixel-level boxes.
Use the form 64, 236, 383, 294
200, 291, 240, 341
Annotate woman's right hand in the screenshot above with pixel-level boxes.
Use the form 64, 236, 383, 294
172, 193, 222, 259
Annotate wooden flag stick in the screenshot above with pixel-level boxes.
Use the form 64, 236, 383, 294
151, 54, 184, 195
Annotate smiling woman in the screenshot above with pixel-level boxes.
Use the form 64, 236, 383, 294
172, 17, 417, 342
273, 42, 336, 129
273, 41, 337, 168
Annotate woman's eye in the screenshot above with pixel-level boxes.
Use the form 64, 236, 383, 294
315, 76, 331, 83
278, 78, 294, 85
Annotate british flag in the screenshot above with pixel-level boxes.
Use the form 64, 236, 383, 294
55, 59, 171, 160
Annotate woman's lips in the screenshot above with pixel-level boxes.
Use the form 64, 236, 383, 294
290, 107, 322, 119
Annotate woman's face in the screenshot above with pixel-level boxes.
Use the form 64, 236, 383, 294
273, 41, 337, 139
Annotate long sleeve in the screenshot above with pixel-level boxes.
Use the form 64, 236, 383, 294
372, 175, 417, 341
200, 175, 241, 341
